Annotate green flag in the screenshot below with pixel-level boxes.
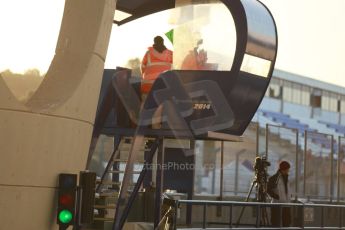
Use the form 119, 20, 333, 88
165, 29, 174, 44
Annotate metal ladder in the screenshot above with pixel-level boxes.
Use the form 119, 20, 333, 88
93, 135, 157, 224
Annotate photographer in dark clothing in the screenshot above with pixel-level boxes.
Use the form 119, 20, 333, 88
267, 161, 291, 227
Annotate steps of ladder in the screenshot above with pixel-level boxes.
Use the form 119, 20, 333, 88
93, 217, 114, 222
96, 180, 121, 185
108, 170, 142, 174
98, 192, 119, 197
118, 148, 151, 152
122, 136, 156, 141
118, 142, 151, 151
113, 158, 145, 164
94, 204, 117, 209
96, 180, 137, 186
93, 136, 155, 225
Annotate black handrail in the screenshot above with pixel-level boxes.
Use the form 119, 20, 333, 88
173, 200, 345, 229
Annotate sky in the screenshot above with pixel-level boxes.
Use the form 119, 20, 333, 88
0, 0, 345, 88
260, 0, 345, 87
0, 0, 64, 75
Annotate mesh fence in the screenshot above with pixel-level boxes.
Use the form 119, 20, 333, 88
194, 140, 222, 195
266, 124, 299, 198
304, 131, 334, 200
338, 136, 345, 201
222, 122, 258, 196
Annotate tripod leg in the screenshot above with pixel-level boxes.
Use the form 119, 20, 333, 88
260, 206, 269, 226
236, 180, 256, 226
262, 194, 271, 226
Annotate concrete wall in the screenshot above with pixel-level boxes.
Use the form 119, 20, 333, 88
0, 0, 115, 229
341, 114, 345, 125
260, 98, 344, 128
314, 110, 340, 124
282, 101, 312, 118
259, 97, 281, 112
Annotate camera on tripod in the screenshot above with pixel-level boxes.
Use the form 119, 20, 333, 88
253, 156, 271, 202
254, 156, 271, 175
236, 156, 272, 226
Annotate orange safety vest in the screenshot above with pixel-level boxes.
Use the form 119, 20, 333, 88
181, 49, 208, 70
141, 47, 173, 94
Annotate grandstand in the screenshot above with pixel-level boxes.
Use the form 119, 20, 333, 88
258, 69, 345, 152
259, 69, 345, 131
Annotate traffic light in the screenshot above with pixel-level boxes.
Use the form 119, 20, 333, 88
57, 173, 77, 228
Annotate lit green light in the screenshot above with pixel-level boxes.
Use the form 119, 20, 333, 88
58, 210, 72, 224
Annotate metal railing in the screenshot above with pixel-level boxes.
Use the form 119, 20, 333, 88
173, 200, 345, 229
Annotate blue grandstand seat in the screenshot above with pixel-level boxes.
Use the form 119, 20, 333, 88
319, 121, 345, 134
259, 109, 315, 134
305, 132, 338, 151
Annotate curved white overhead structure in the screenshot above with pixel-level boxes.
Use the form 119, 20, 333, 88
0, 0, 115, 229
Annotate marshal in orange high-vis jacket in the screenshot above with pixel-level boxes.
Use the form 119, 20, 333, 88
141, 36, 173, 94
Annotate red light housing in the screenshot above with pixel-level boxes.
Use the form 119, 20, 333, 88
59, 194, 74, 206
